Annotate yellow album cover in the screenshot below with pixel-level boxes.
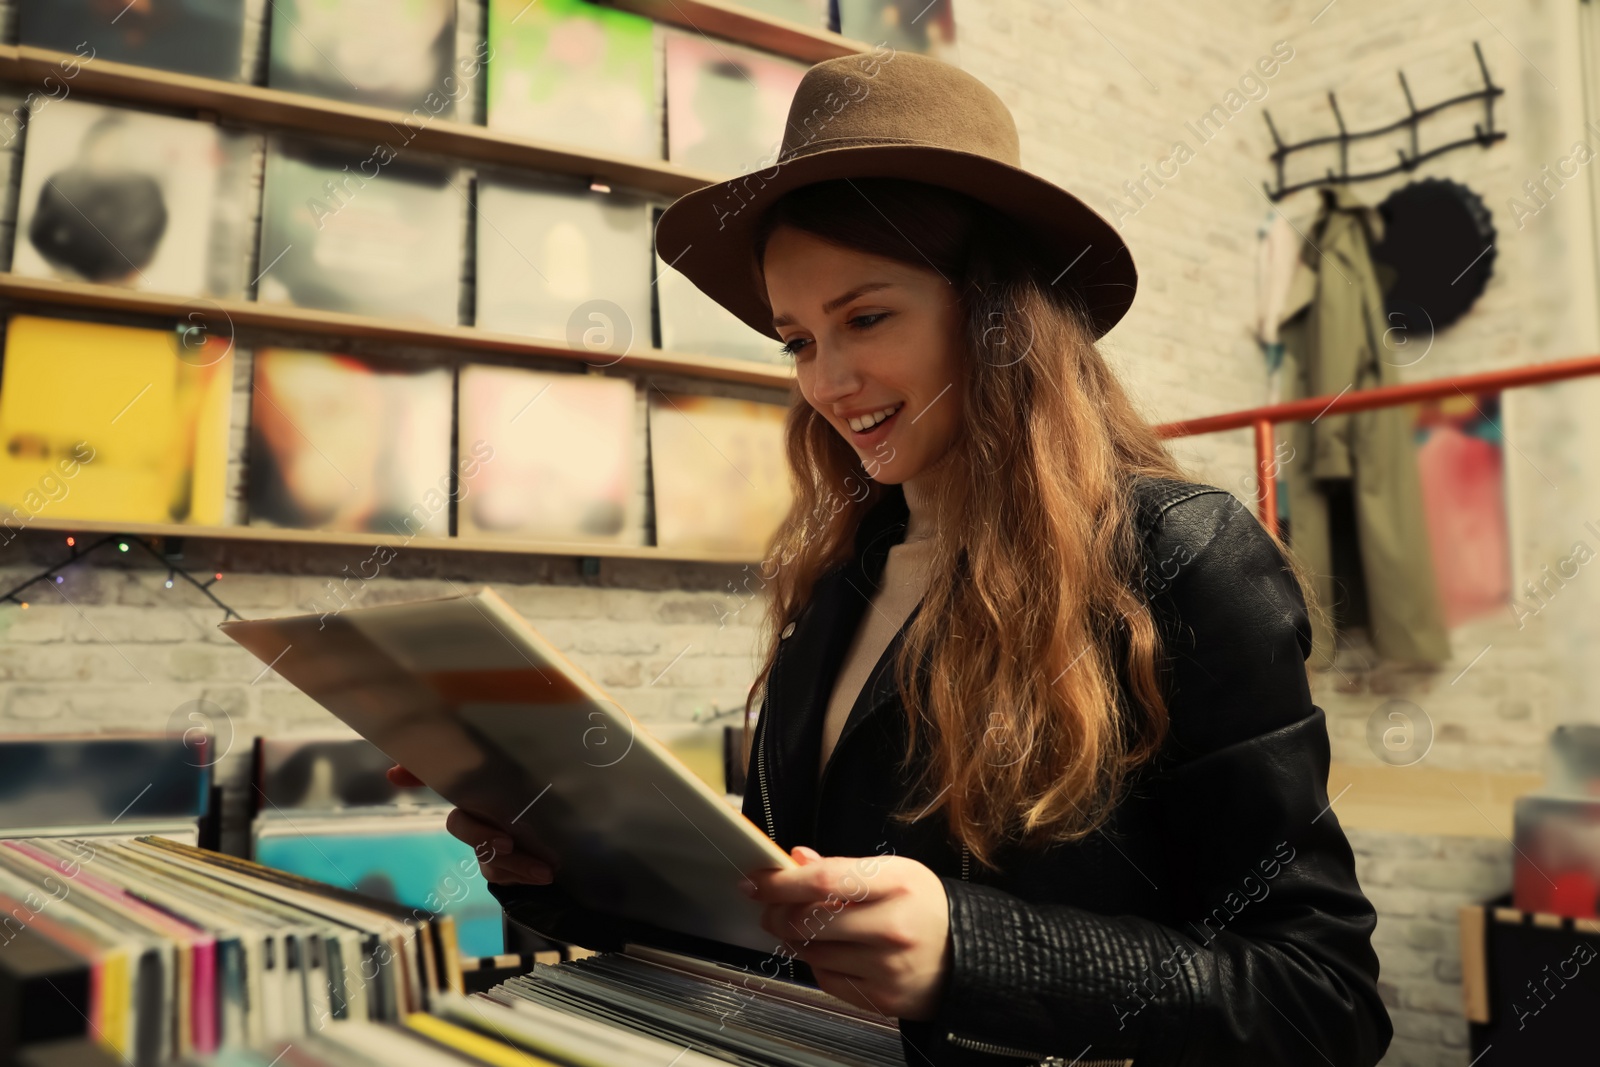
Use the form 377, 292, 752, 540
0, 315, 232, 527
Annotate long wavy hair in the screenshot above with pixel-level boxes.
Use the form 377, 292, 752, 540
739, 177, 1320, 872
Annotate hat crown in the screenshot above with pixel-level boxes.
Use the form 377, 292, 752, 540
777, 51, 1022, 168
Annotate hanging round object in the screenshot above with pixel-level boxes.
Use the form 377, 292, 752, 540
1370, 178, 1495, 332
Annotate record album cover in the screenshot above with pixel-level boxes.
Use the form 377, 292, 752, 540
485, 0, 659, 160
266, 0, 459, 115
257, 137, 463, 327
0, 315, 232, 526
456, 365, 642, 545
474, 175, 653, 346
253, 818, 502, 957
838, 0, 959, 61
664, 29, 807, 176
13, 98, 252, 298
648, 392, 790, 555
255, 736, 448, 813
19, 0, 247, 82
247, 348, 454, 538
723, 0, 831, 28
654, 208, 788, 363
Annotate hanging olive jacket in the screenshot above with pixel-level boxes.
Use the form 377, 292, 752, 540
489, 474, 1393, 1067
1277, 186, 1450, 667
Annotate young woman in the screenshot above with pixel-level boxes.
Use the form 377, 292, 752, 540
399, 51, 1392, 1067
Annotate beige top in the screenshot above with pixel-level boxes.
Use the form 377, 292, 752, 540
817, 469, 942, 783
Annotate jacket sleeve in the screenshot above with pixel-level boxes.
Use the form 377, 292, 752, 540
900, 489, 1392, 1067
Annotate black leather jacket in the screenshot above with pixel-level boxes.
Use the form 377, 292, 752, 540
491, 475, 1393, 1067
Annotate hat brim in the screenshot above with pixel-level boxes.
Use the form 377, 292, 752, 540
653, 144, 1137, 342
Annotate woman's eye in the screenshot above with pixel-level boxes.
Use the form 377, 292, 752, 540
777, 314, 886, 359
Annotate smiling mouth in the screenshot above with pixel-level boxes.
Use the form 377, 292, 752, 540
848, 402, 904, 436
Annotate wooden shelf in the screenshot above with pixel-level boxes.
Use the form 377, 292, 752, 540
0, 45, 722, 201
18, 513, 766, 566
1324, 761, 1543, 839
0, 274, 798, 389
606, 0, 872, 62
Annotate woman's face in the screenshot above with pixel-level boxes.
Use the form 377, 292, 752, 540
763, 224, 964, 484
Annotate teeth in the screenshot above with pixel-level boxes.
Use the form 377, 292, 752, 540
848, 403, 902, 432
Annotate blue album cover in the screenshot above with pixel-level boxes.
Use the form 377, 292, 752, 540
254, 823, 503, 957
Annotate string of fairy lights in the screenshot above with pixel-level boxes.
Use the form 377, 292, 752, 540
0, 533, 243, 621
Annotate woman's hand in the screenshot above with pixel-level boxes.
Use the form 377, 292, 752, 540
742, 845, 952, 1022
384, 765, 556, 886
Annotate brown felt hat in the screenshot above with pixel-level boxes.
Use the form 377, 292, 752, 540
653, 50, 1137, 342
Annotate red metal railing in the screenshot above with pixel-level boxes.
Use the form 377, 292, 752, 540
1152, 352, 1600, 530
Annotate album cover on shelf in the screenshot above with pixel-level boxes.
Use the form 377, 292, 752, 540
485, 0, 660, 160
266, 0, 459, 116
0, 316, 232, 527
474, 173, 655, 347
648, 392, 791, 556
256, 137, 464, 327
838, 0, 960, 62
220, 587, 797, 956
18, 0, 247, 82
723, 0, 832, 29
664, 28, 808, 176
653, 208, 791, 364
246, 348, 454, 538
456, 365, 643, 545
13, 98, 253, 299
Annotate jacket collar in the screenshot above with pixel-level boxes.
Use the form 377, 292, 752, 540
763, 483, 918, 850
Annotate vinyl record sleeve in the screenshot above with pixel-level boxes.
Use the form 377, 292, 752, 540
220, 587, 796, 954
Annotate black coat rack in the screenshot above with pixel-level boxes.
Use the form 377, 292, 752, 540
1262, 41, 1505, 201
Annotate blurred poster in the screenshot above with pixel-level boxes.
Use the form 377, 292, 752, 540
257, 136, 463, 326
648, 392, 790, 554
1414, 392, 1510, 627
254, 817, 503, 956
247, 348, 454, 538
654, 208, 787, 363
19, 0, 247, 81
1512, 794, 1600, 919
838, 0, 959, 61
486, 0, 658, 160
475, 174, 653, 346
664, 29, 807, 175
724, 0, 830, 28
0, 315, 232, 526
457, 365, 641, 545
14, 98, 253, 298
267, 0, 458, 115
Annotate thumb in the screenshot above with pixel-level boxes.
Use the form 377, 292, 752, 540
792, 845, 823, 864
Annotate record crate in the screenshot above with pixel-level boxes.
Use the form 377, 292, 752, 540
1460, 892, 1600, 1058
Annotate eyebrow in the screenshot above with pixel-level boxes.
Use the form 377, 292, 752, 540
771, 281, 895, 329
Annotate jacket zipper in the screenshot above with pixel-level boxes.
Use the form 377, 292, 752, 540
945, 1032, 1131, 1066
753, 659, 797, 983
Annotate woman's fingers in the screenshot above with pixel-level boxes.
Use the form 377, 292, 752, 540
445, 807, 555, 885
385, 765, 426, 789
480, 853, 555, 885
382, 771, 555, 885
